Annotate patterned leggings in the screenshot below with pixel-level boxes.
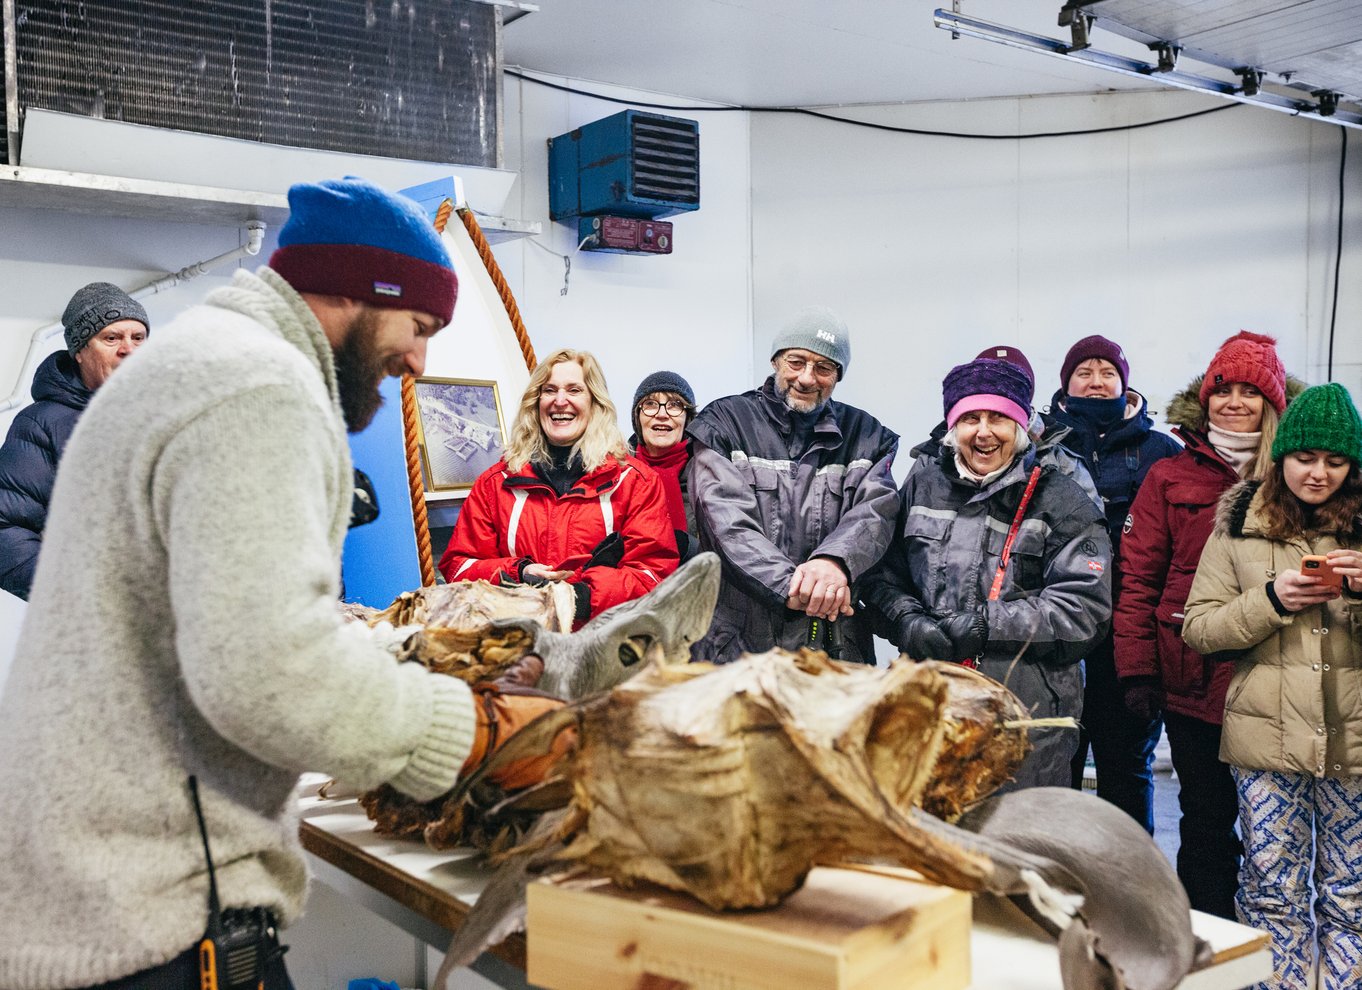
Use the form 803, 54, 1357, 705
1234, 768, 1362, 990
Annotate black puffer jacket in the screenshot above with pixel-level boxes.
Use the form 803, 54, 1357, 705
0, 351, 92, 598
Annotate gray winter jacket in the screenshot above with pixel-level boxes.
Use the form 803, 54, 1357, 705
862, 442, 1112, 788
687, 378, 899, 663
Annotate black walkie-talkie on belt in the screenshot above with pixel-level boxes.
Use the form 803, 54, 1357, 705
188, 776, 271, 990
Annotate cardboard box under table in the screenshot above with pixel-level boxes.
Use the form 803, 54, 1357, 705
526, 865, 971, 990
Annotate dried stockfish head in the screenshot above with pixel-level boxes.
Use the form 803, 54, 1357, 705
361, 551, 720, 691
359, 554, 722, 846
531, 551, 721, 699
370, 579, 576, 682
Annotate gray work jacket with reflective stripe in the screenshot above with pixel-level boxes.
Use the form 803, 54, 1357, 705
687, 378, 899, 664
862, 446, 1111, 787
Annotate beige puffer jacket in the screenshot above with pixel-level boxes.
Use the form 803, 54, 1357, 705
1183, 480, 1362, 777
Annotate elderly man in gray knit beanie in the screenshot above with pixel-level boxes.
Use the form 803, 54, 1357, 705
685, 306, 899, 664
0, 282, 149, 599
61, 281, 150, 390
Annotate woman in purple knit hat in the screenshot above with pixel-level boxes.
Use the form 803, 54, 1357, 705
863, 355, 1112, 789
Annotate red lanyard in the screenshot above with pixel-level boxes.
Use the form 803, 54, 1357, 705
988, 466, 1042, 602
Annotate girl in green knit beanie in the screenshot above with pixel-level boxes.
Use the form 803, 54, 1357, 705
1182, 379, 1362, 987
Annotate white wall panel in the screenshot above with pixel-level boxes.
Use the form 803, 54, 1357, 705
495, 75, 754, 425
751, 90, 1362, 480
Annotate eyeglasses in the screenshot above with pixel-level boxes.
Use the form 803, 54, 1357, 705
639, 399, 689, 417
780, 355, 839, 379
540, 384, 587, 399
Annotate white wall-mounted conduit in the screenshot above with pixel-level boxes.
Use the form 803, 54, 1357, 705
0, 221, 266, 416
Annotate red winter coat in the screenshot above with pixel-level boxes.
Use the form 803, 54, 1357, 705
438, 454, 678, 627
1114, 428, 1238, 723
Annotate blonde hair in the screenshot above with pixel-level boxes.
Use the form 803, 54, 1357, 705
503, 348, 627, 472
1243, 403, 1279, 482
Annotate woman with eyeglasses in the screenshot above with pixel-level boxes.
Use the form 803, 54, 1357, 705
438, 348, 678, 628
1183, 383, 1362, 989
629, 371, 699, 561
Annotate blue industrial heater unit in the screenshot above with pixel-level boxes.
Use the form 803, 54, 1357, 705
548, 109, 700, 255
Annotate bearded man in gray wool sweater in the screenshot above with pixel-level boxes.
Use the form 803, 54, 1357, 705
0, 177, 561, 990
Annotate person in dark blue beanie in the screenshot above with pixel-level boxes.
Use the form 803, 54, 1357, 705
630, 370, 698, 561
1050, 334, 1181, 835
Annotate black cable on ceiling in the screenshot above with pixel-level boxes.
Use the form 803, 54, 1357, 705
1327, 126, 1347, 382
505, 68, 1241, 139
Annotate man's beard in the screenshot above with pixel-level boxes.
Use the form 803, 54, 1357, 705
333, 309, 388, 433
776, 379, 827, 415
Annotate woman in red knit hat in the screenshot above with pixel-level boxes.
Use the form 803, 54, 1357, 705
1114, 330, 1299, 919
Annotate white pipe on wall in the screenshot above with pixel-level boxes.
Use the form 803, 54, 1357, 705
0, 222, 266, 415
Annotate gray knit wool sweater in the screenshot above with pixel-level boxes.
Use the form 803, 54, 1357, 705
0, 268, 476, 989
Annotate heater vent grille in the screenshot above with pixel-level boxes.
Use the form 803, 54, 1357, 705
631, 116, 699, 206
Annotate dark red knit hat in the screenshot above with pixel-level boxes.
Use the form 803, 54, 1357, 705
975, 344, 1034, 387
1199, 331, 1287, 414
1060, 335, 1129, 393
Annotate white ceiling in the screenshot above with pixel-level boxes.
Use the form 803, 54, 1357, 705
502, 1, 1173, 107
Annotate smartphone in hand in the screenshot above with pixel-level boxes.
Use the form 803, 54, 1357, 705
1301, 555, 1344, 588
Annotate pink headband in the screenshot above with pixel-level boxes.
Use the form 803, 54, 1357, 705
946, 394, 1030, 431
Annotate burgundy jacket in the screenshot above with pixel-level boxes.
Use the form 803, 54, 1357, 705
1114, 426, 1238, 723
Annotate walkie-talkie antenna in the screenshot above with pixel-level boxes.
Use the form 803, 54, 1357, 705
188, 775, 223, 927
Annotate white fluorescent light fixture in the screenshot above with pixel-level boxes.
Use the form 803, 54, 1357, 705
933, 8, 1362, 130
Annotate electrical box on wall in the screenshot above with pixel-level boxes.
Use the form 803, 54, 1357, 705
548, 109, 698, 254
578, 216, 672, 255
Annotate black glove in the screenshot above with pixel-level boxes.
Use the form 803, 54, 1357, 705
1121, 675, 1164, 721
571, 583, 592, 627
938, 610, 988, 658
584, 532, 625, 570
896, 614, 952, 660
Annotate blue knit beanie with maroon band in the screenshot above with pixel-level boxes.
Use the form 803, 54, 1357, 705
269, 177, 458, 325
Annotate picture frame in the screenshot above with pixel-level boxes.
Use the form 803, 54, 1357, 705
412, 376, 508, 493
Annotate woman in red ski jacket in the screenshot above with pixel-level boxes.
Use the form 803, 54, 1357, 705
438, 348, 678, 628
1114, 331, 1299, 919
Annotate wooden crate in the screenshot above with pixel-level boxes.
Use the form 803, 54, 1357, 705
526, 865, 970, 990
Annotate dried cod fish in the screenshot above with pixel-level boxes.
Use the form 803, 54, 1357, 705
438, 650, 1209, 990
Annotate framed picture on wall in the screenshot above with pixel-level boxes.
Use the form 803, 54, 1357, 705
413, 377, 508, 493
